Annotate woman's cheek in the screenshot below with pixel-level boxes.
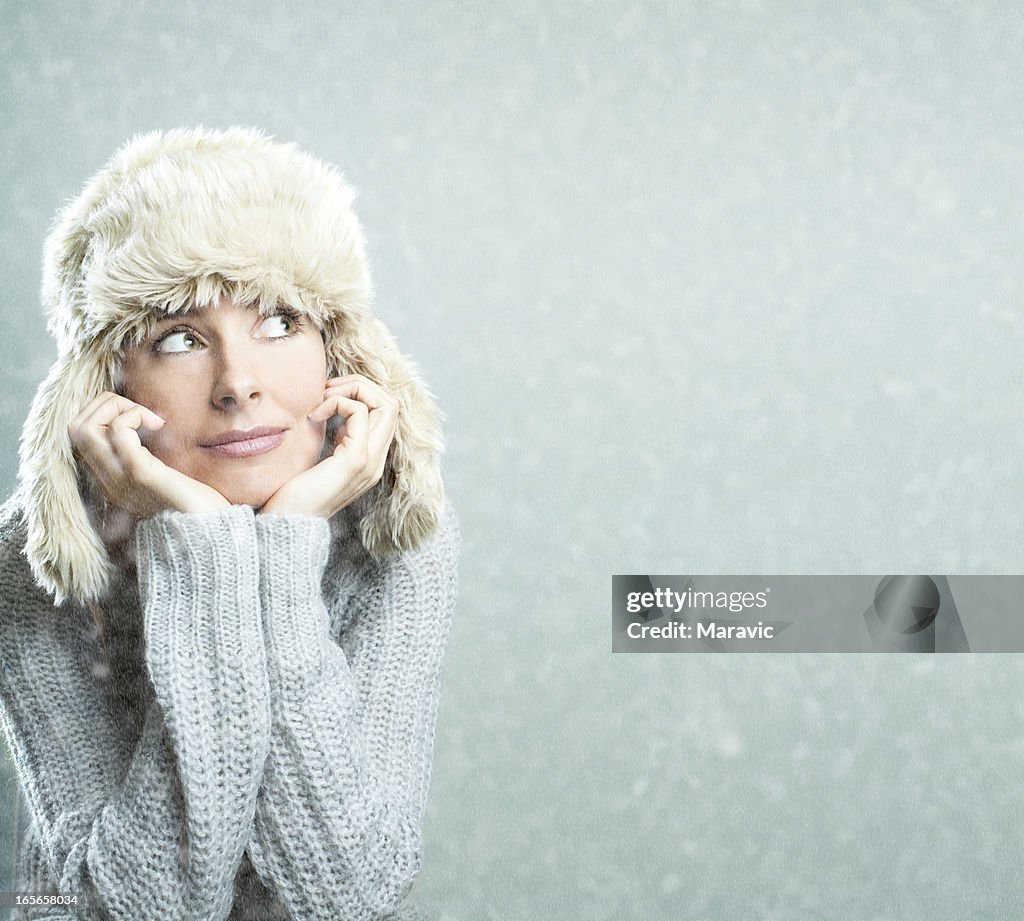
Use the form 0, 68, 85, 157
138, 420, 194, 472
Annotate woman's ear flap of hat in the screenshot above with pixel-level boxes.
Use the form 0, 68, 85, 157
18, 348, 114, 605
326, 312, 446, 560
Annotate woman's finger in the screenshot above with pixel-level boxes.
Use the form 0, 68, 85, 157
341, 404, 372, 460
107, 407, 162, 467
323, 380, 398, 447
309, 395, 369, 458
75, 393, 165, 437
337, 403, 368, 447
309, 393, 370, 425
70, 394, 129, 466
323, 376, 398, 412
323, 395, 392, 467
69, 392, 124, 443
70, 396, 166, 492
69, 392, 118, 431
82, 400, 163, 460
323, 373, 383, 394
109, 403, 166, 436
363, 408, 397, 469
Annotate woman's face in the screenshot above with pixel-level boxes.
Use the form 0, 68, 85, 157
120, 296, 329, 508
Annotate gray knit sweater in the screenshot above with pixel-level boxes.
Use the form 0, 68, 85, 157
0, 496, 459, 920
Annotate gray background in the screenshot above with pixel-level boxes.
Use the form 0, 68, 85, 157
3, 1, 1024, 919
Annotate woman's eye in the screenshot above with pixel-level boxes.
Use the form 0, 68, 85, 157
259, 314, 296, 338
155, 331, 202, 353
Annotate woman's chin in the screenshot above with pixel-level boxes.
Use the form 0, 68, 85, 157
213, 481, 281, 510
238, 492, 278, 510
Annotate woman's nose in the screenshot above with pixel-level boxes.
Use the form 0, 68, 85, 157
211, 348, 263, 409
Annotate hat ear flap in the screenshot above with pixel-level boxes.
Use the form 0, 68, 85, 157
18, 349, 114, 605
325, 313, 445, 558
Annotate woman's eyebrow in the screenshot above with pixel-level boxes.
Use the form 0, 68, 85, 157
153, 307, 200, 325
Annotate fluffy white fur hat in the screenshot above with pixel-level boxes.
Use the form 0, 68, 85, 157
18, 126, 445, 605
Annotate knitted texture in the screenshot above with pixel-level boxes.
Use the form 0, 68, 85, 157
0, 497, 459, 920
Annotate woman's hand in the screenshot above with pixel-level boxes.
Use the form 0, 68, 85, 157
260, 375, 399, 519
69, 392, 231, 518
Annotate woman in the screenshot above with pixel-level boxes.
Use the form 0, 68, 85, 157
0, 127, 459, 920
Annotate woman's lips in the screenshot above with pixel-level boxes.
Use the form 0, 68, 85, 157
203, 429, 287, 458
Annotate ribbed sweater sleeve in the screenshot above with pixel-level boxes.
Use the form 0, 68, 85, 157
246, 501, 460, 920
0, 505, 271, 921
